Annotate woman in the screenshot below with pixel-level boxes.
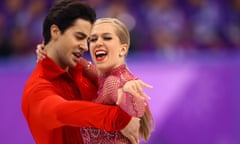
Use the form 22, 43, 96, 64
79, 18, 154, 144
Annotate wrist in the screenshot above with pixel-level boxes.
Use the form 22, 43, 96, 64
116, 88, 124, 105
116, 107, 131, 130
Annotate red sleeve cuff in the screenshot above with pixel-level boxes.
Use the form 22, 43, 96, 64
115, 106, 131, 130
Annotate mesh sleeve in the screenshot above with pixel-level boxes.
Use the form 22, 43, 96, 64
94, 76, 120, 104
96, 75, 146, 117
78, 58, 98, 86
118, 92, 146, 117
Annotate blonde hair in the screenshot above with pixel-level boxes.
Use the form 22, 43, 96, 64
95, 18, 154, 141
140, 105, 154, 141
94, 18, 130, 48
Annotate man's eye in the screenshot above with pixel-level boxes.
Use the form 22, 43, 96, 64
76, 37, 84, 40
75, 35, 86, 40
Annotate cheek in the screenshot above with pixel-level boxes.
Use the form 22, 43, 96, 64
108, 50, 120, 61
89, 45, 94, 55
90, 50, 94, 59
89, 43, 94, 49
66, 35, 78, 46
109, 45, 121, 56
108, 42, 119, 51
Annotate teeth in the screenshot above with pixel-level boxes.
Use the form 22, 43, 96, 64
73, 52, 81, 58
95, 51, 106, 56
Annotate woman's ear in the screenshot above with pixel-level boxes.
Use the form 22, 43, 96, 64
50, 24, 60, 41
119, 44, 129, 57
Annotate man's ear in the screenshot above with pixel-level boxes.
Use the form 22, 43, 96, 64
50, 24, 61, 41
119, 44, 129, 57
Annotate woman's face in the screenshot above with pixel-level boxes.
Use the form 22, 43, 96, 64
89, 22, 125, 73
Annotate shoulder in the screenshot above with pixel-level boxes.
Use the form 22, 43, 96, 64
101, 75, 121, 90
104, 75, 120, 84
24, 74, 54, 97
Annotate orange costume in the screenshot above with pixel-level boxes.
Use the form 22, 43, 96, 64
21, 57, 131, 144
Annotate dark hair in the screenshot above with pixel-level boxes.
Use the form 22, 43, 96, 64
43, 0, 96, 44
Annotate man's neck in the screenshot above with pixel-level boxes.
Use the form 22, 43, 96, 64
45, 42, 69, 72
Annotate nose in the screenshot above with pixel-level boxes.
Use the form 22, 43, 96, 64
79, 40, 88, 52
78, 44, 87, 53
95, 38, 103, 47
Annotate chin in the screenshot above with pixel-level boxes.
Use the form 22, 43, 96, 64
69, 61, 77, 67
98, 66, 112, 73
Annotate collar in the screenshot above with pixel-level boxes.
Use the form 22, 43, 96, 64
38, 56, 83, 81
101, 64, 127, 78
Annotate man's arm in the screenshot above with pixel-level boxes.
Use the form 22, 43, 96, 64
24, 83, 131, 131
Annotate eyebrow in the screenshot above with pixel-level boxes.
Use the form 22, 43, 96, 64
75, 32, 88, 38
90, 32, 113, 37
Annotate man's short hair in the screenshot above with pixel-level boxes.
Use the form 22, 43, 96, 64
43, 0, 96, 44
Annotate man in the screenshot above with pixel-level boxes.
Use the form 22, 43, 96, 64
22, 0, 149, 144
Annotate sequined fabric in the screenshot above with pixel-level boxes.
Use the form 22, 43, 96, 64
96, 64, 145, 117
80, 127, 130, 144
80, 64, 146, 144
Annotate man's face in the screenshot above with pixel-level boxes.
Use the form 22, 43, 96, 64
89, 22, 124, 73
53, 19, 92, 69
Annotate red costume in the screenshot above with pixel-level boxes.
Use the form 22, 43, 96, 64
80, 64, 145, 144
21, 57, 131, 144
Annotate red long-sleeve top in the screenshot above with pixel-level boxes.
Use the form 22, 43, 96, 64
21, 57, 131, 144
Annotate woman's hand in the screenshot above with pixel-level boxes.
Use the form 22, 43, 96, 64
120, 117, 140, 144
36, 43, 46, 62
117, 80, 152, 105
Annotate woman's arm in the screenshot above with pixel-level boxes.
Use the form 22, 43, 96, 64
78, 57, 98, 85
96, 76, 147, 117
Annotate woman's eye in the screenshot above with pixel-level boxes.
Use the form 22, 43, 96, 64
89, 38, 97, 42
104, 37, 112, 40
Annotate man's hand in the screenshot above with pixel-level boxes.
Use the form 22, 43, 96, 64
121, 117, 140, 144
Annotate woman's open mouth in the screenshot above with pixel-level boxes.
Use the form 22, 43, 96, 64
95, 50, 107, 61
